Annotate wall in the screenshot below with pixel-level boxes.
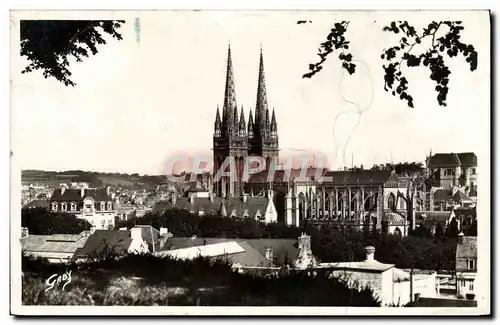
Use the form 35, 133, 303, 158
264, 198, 278, 223
330, 270, 384, 304
24, 251, 73, 263
393, 273, 437, 306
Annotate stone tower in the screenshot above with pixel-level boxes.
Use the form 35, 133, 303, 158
213, 45, 280, 198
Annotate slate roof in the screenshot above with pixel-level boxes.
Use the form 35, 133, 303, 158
248, 168, 327, 184
415, 211, 454, 224
21, 233, 89, 253
73, 230, 133, 259
23, 199, 50, 209
452, 191, 473, 203
323, 170, 392, 186
50, 188, 113, 203
433, 189, 452, 202
382, 212, 407, 226
155, 196, 270, 218
72, 226, 163, 259
317, 261, 394, 272
428, 152, 477, 168
158, 237, 298, 266
185, 181, 208, 193
456, 236, 477, 259
457, 153, 477, 167
433, 189, 473, 203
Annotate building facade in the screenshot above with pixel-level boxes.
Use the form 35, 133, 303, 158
213, 45, 279, 198
426, 152, 477, 192
49, 184, 116, 230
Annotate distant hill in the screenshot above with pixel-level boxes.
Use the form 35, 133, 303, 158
21, 170, 173, 190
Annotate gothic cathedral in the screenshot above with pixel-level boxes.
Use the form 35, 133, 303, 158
213, 45, 279, 198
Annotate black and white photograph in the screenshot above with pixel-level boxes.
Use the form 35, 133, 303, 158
9, 9, 491, 316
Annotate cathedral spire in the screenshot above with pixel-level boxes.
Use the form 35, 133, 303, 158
214, 105, 222, 137
255, 47, 268, 137
248, 109, 254, 138
233, 105, 239, 135
265, 108, 270, 136
222, 44, 237, 137
271, 107, 277, 132
239, 106, 246, 136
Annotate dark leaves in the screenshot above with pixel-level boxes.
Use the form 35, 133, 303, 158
302, 21, 356, 78
20, 20, 125, 86
381, 20, 478, 107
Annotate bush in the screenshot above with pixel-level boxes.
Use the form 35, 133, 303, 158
22, 253, 379, 306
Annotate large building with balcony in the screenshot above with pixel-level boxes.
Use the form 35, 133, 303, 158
49, 184, 116, 230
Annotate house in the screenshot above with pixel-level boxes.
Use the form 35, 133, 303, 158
315, 245, 438, 306
156, 236, 299, 270
415, 210, 456, 235
23, 199, 50, 210
20, 227, 90, 263
426, 152, 477, 190
71, 225, 167, 262
431, 187, 475, 211
49, 184, 116, 230
155, 191, 278, 224
456, 234, 477, 300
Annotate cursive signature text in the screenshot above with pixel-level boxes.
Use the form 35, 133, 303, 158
45, 270, 72, 292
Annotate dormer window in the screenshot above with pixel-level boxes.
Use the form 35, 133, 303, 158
61, 202, 67, 212
100, 202, 105, 211
51, 202, 58, 212
107, 202, 113, 211
70, 202, 76, 211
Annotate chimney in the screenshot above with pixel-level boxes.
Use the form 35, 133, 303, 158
106, 186, 111, 196
242, 193, 248, 203
80, 188, 85, 198
365, 246, 376, 262
160, 227, 170, 248
298, 233, 311, 251
60, 184, 66, 195
131, 227, 142, 242
21, 227, 29, 238
265, 247, 274, 262
458, 232, 464, 244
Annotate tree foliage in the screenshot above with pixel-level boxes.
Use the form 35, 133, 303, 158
20, 20, 125, 86
21, 207, 91, 235
302, 20, 478, 108
22, 254, 378, 306
118, 208, 458, 272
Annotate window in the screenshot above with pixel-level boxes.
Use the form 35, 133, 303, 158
100, 202, 105, 211
107, 202, 113, 211
85, 204, 93, 213
469, 281, 474, 290
51, 202, 58, 212
468, 259, 475, 270
444, 168, 455, 176
461, 280, 466, 287
471, 168, 476, 175
70, 202, 76, 211
61, 202, 67, 212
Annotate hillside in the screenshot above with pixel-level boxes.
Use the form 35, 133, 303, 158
21, 169, 171, 190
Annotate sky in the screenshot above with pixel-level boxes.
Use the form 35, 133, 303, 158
11, 10, 490, 175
